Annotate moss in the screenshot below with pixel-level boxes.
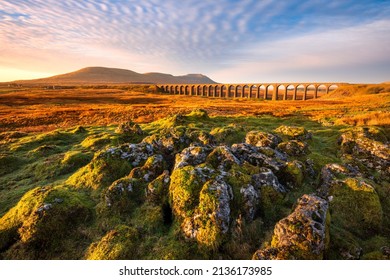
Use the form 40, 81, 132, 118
102, 177, 145, 215
1, 185, 93, 258
60, 150, 93, 174
284, 161, 305, 187
169, 166, 205, 219
0, 187, 48, 251
274, 125, 310, 140
131, 203, 166, 233
18, 186, 93, 245
85, 225, 140, 260
186, 109, 209, 120
0, 154, 23, 176
80, 133, 113, 149
70, 126, 87, 134
210, 125, 244, 145
329, 178, 383, 238
67, 151, 132, 190
27, 145, 60, 158
259, 186, 285, 226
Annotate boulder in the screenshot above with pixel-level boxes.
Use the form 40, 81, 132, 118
115, 120, 143, 136
252, 168, 286, 194
206, 146, 241, 171
253, 194, 329, 260
104, 178, 144, 213
146, 170, 170, 204
274, 125, 312, 141
240, 184, 260, 221
245, 131, 282, 148
129, 154, 166, 183
277, 140, 309, 156
174, 146, 211, 170
338, 127, 390, 178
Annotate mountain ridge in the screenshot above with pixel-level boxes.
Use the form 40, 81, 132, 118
9, 66, 217, 85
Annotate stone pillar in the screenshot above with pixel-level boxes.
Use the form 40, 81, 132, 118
283, 85, 287, 100
303, 85, 307, 101
272, 84, 278, 101
293, 87, 297, 101
314, 85, 318, 99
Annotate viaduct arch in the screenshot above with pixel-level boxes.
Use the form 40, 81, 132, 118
158, 83, 344, 100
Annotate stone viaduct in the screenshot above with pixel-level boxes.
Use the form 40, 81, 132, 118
157, 83, 346, 100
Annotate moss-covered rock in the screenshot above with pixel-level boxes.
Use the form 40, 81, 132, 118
206, 146, 240, 171
210, 125, 244, 145
186, 109, 209, 120
283, 160, 305, 188
129, 154, 166, 183
253, 194, 329, 260
60, 150, 93, 174
67, 143, 153, 189
277, 140, 309, 157
103, 177, 145, 214
147, 171, 170, 205
115, 120, 143, 136
0, 186, 93, 257
0, 187, 48, 251
169, 165, 214, 219
245, 131, 281, 148
174, 146, 211, 170
85, 225, 140, 260
274, 125, 312, 141
329, 177, 383, 237
339, 127, 390, 178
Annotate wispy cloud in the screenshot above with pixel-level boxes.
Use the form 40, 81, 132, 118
0, 0, 389, 82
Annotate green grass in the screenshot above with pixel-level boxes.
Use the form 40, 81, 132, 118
0, 111, 388, 260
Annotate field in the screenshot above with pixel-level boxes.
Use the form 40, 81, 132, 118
0, 83, 389, 260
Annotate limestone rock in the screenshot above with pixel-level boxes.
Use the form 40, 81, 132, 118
277, 140, 309, 156
206, 146, 241, 171
252, 168, 286, 193
338, 127, 390, 177
240, 184, 260, 221
253, 194, 329, 260
245, 131, 282, 148
274, 125, 312, 141
115, 120, 143, 136
129, 154, 166, 183
174, 146, 211, 170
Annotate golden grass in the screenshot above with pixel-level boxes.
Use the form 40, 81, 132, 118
0, 84, 389, 133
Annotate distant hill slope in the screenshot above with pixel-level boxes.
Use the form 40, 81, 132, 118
12, 67, 217, 85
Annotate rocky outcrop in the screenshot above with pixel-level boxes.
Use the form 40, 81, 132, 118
274, 125, 312, 141
253, 194, 329, 260
338, 127, 389, 178
245, 131, 281, 148
277, 140, 309, 156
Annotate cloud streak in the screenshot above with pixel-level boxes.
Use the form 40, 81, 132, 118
0, 0, 389, 82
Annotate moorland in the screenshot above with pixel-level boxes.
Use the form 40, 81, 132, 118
0, 83, 389, 259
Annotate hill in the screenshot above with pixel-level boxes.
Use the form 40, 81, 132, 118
10, 67, 217, 85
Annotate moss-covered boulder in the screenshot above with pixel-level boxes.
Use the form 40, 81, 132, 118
174, 146, 211, 170
67, 143, 153, 189
277, 140, 309, 156
274, 125, 312, 141
147, 171, 170, 204
206, 146, 240, 171
115, 120, 143, 136
210, 125, 244, 145
0, 187, 48, 251
85, 225, 140, 260
129, 154, 166, 183
195, 179, 233, 250
245, 131, 281, 148
339, 127, 390, 178
0, 186, 93, 257
104, 178, 145, 214
169, 165, 214, 219
282, 160, 305, 188
253, 194, 329, 260
60, 150, 93, 174
329, 177, 383, 237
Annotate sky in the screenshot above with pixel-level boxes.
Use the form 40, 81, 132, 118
0, 0, 389, 83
